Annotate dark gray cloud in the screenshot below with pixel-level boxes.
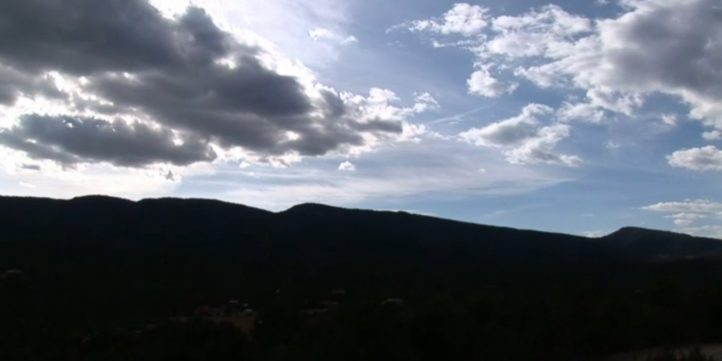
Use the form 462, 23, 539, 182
0, 65, 64, 105
0, 0, 218, 74
0, 0, 404, 166
0, 115, 216, 167
20, 164, 41, 171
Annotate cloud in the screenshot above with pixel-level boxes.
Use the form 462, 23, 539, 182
557, 102, 606, 123
643, 199, 722, 214
195, 135, 572, 211
0, 65, 65, 105
592, 0, 722, 122
643, 199, 722, 237
0, 115, 216, 167
667, 146, 722, 171
308, 27, 358, 45
661, 114, 678, 127
337, 161, 356, 171
405, 0, 722, 155
670, 212, 707, 227
677, 225, 722, 239
0, 0, 431, 169
514, 0, 722, 128
467, 67, 517, 98
406, 3, 489, 36
487, 5, 592, 58
703, 130, 722, 141
460, 104, 581, 166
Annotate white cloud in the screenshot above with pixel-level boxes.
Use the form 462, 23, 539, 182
460, 104, 581, 166
583, 230, 607, 238
557, 102, 605, 123
703, 130, 722, 141
411, 92, 440, 113
343, 88, 437, 123
667, 146, 722, 171
521, 0, 722, 130
643, 199, 722, 237
408, 3, 489, 36
406, 0, 722, 148
670, 212, 707, 227
461, 104, 552, 147
643, 199, 722, 214
308, 27, 358, 45
487, 5, 592, 58
467, 67, 517, 98
338, 161, 356, 171
503, 124, 581, 166
661, 114, 678, 127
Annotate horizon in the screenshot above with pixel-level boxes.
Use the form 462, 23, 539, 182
0, 0, 721, 238
1, 193, 710, 240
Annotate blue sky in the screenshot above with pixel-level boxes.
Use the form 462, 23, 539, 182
0, 0, 721, 237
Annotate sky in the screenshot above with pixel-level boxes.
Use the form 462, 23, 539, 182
0, 0, 721, 238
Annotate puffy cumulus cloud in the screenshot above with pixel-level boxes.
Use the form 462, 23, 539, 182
703, 130, 722, 141
467, 67, 517, 98
667, 146, 722, 171
498, 0, 721, 123
461, 104, 552, 147
337, 161, 356, 171
557, 102, 606, 123
401, 3, 594, 108
487, 4, 592, 58
0, 0, 432, 169
406, 3, 490, 36
318, 89, 440, 151
643, 199, 722, 237
405, 0, 722, 157
460, 104, 581, 166
308, 28, 358, 45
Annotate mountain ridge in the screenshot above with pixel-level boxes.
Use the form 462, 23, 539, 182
8, 194, 717, 241
4, 195, 722, 360
1, 195, 721, 264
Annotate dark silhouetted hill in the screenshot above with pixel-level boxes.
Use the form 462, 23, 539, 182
3, 195, 722, 361
1, 195, 720, 263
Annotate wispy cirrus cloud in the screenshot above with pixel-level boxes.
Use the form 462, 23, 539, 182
308, 27, 358, 45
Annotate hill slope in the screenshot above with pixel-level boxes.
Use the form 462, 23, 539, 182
1, 195, 720, 262
3, 195, 722, 361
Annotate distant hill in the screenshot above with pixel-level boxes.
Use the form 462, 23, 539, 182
0, 195, 720, 263
4, 195, 722, 361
